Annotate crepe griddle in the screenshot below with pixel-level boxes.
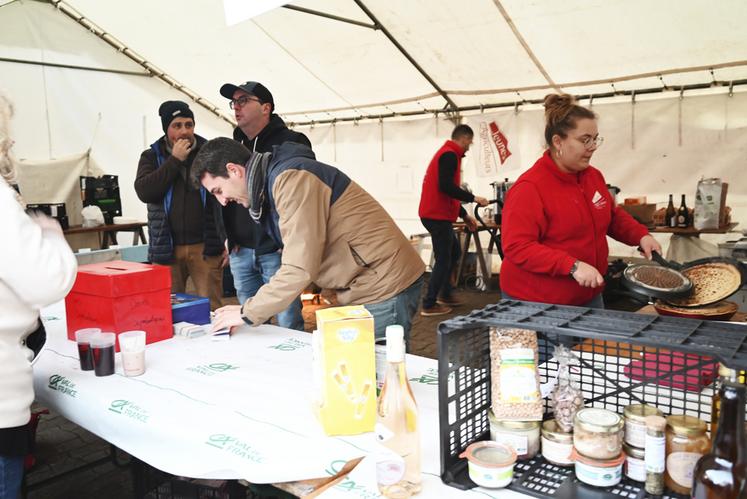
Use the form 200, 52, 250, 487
622, 263, 693, 301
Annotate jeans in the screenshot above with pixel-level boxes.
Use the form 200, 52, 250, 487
500, 292, 605, 364
364, 275, 424, 343
0, 455, 23, 499
229, 247, 304, 331
421, 219, 460, 308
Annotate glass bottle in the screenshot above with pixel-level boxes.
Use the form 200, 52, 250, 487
645, 415, 666, 495
677, 194, 689, 228
375, 325, 421, 498
711, 364, 746, 437
665, 194, 677, 228
692, 381, 747, 499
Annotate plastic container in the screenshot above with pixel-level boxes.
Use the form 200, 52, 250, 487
540, 419, 574, 467
623, 404, 662, 448
74, 328, 101, 371
118, 330, 146, 377
488, 411, 540, 460
571, 449, 625, 488
459, 441, 516, 489
91, 332, 116, 377
573, 408, 624, 460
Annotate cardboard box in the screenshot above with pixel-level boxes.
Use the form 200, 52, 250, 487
171, 293, 210, 325
65, 260, 172, 350
313, 306, 376, 436
620, 203, 657, 226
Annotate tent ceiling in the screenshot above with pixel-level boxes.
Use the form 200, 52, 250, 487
7, 0, 747, 123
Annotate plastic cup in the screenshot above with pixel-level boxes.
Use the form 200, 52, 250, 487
91, 332, 116, 377
118, 330, 146, 377
74, 328, 101, 371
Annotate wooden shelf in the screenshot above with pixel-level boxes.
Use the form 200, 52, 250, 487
649, 222, 738, 235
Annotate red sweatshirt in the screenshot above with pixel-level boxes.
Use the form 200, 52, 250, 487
500, 150, 649, 305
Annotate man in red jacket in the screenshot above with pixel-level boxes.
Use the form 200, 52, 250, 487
418, 125, 488, 316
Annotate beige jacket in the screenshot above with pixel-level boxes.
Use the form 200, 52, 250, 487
242, 169, 424, 326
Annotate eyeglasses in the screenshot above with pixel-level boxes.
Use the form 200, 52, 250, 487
229, 95, 261, 110
577, 135, 604, 149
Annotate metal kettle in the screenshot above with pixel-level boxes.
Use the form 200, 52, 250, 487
490, 178, 514, 225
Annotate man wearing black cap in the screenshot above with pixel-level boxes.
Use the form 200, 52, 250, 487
134, 100, 223, 309
216, 81, 311, 330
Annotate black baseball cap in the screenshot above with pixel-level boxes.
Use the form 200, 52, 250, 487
220, 81, 274, 112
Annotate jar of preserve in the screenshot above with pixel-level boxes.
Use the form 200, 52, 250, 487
664, 415, 710, 495
540, 419, 574, 467
623, 442, 646, 482
489, 411, 540, 460
623, 404, 662, 448
573, 408, 624, 460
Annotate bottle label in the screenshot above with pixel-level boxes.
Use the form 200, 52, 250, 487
666, 451, 701, 488
625, 420, 647, 448
375, 449, 406, 486
540, 436, 573, 465
492, 432, 528, 455
374, 423, 395, 443
625, 455, 646, 482
644, 435, 665, 473
375, 342, 387, 394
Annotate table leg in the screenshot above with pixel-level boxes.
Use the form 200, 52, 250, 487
454, 231, 471, 286
473, 232, 491, 290
138, 227, 147, 244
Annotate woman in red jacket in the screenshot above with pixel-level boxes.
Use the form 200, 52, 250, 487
501, 93, 660, 308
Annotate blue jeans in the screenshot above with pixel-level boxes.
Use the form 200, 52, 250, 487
363, 275, 424, 343
229, 247, 304, 331
0, 455, 23, 499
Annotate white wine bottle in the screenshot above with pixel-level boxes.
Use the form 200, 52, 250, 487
375, 325, 422, 498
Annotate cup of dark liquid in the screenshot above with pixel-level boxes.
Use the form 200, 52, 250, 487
91, 332, 116, 377
74, 328, 101, 371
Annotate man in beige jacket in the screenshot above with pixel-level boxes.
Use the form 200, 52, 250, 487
192, 137, 425, 339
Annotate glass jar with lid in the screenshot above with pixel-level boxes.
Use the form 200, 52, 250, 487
489, 411, 540, 460
573, 408, 624, 460
623, 404, 663, 449
541, 419, 574, 466
664, 415, 710, 495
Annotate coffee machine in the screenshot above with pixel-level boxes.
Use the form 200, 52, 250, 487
490, 178, 514, 225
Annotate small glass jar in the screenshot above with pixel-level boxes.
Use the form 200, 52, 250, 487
489, 412, 540, 460
664, 415, 710, 495
541, 419, 574, 467
573, 408, 624, 460
570, 448, 625, 488
623, 404, 663, 448
623, 442, 646, 482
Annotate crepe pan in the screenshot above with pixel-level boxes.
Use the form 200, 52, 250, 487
621, 262, 693, 302
650, 251, 747, 307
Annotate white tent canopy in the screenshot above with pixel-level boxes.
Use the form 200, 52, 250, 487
1, 0, 746, 254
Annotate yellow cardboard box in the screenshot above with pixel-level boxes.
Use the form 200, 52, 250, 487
313, 306, 376, 436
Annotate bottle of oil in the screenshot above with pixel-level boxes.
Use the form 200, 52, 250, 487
665, 194, 677, 228
710, 365, 746, 436
677, 194, 690, 228
692, 381, 747, 498
375, 325, 421, 498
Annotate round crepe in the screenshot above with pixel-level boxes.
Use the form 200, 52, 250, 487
665, 262, 742, 307
655, 299, 738, 319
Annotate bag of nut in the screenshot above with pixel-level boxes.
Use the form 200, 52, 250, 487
489, 327, 542, 421
549, 345, 584, 432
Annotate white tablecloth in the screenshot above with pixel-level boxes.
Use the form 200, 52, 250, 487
34, 302, 525, 498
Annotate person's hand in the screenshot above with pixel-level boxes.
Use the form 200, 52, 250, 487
172, 138, 192, 161
29, 212, 63, 236
572, 261, 605, 288
638, 234, 662, 260
212, 305, 243, 333
220, 240, 230, 268
474, 196, 490, 207
464, 215, 478, 232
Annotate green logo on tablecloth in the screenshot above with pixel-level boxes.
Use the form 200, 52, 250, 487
326, 460, 380, 498
268, 338, 310, 351
205, 434, 263, 463
186, 363, 240, 376
108, 399, 150, 423
409, 367, 438, 385
48, 375, 78, 397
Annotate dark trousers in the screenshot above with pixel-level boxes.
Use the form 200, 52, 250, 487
422, 218, 461, 308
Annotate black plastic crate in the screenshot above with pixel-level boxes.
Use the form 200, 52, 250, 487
438, 300, 747, 498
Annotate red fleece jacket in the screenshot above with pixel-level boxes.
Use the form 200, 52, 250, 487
500, 150, 649, 305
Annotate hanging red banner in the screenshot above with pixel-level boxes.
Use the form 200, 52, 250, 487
489, 122, 511, 164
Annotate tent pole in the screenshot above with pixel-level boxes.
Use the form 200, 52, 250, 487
0, 56, 148, 77
287, 78, 747, 127
352, 0, 458, 115
281, 5, 377, 30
